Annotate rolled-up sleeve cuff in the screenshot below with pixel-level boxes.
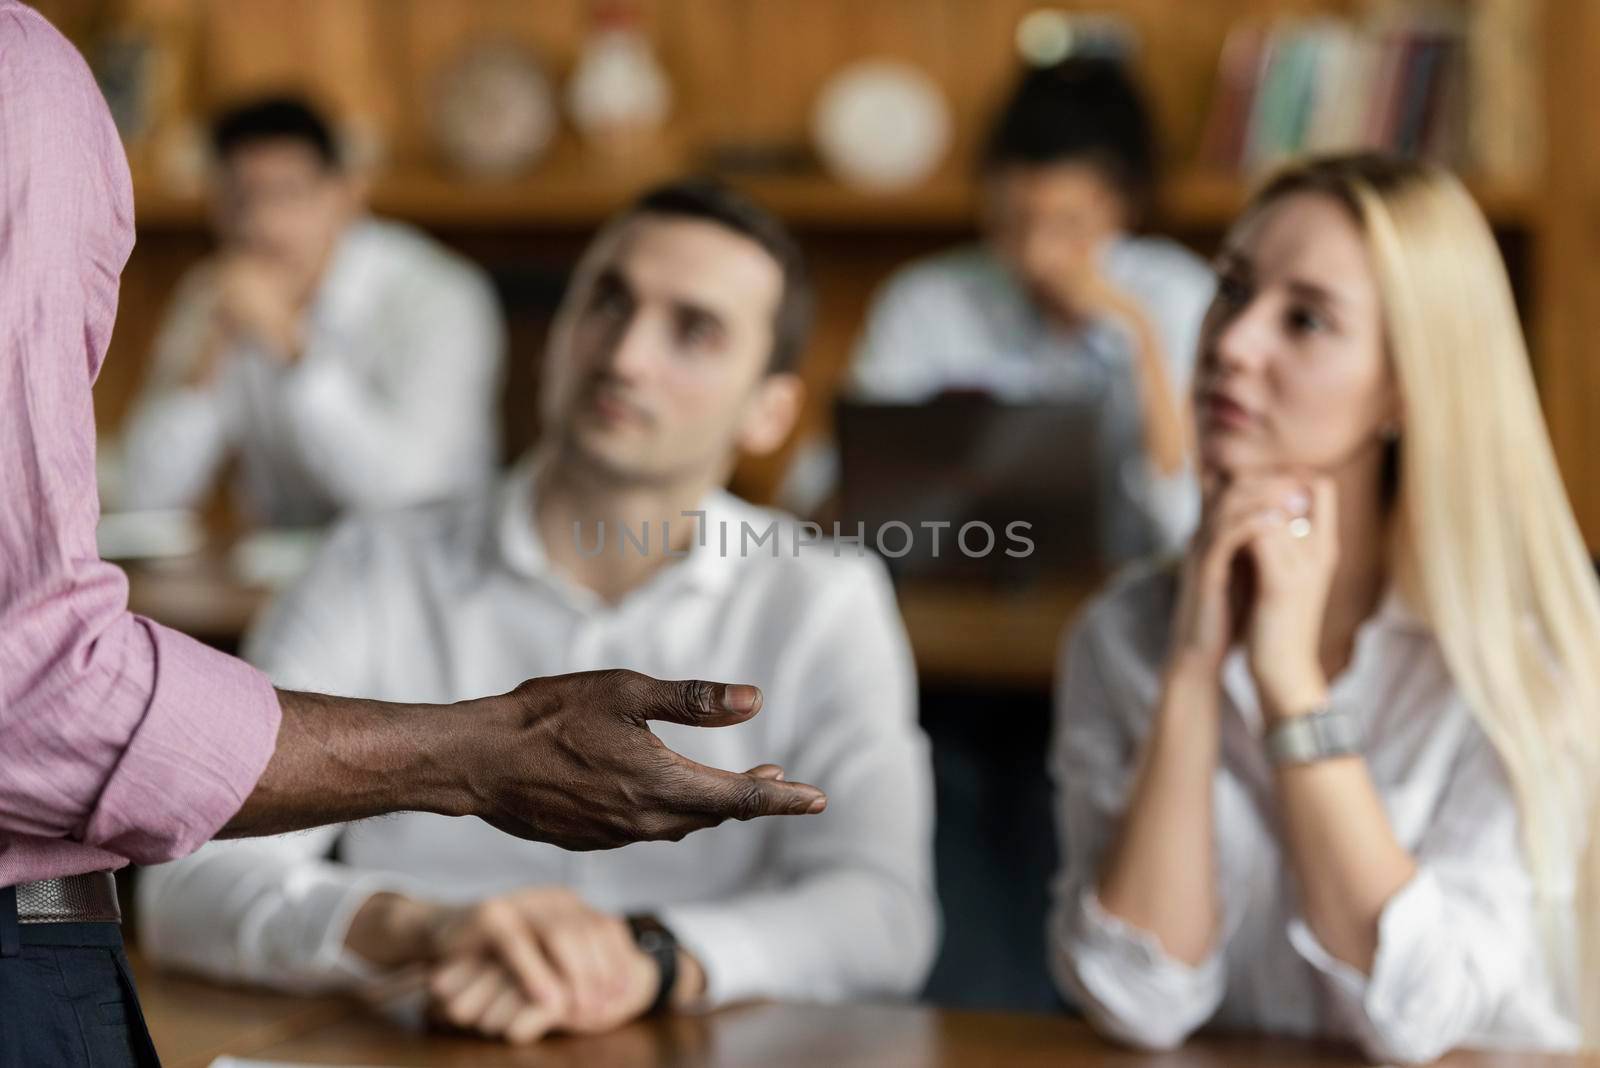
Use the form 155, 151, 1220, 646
297, 870, 429, 990
654, 902, 766, 1010
82, 621, 281, 865
1286, 870, 1458, 1063
1052, 887, 1228, 1049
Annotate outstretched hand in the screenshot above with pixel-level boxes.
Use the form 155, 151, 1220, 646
467, 669, 827, 850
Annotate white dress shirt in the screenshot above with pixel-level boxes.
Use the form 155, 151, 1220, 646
1048, 565, 1581, 1064
138, 462, 937, 1007
846, 238, 1215, 556
118, 217, 505, 527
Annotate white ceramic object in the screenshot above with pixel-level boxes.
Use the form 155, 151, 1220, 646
812, 59, 951, 190
568, 28, 672, 143
432, 44, 557, 178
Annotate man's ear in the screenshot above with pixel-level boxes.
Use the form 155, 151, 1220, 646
736, 372, 805, 457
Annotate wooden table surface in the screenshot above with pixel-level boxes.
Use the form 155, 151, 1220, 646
133, 956, 1595, 1068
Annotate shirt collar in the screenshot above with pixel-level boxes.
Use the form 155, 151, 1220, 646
492, 455, 739, 604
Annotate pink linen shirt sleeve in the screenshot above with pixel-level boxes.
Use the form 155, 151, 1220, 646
0, 0, 281, 884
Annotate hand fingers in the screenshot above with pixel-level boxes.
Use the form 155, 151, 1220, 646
454, 900, 564, 1013
506, 1002, 561, 1045
745, 764, 785, 780
434, 959, 513, 1030
1310, 476, 1338, 547
1201, 510, 1283, 591
602, 919, 641, 1002
1237, 476, 1335, 551
665, 757, 827, 823
492, 930, 566, 1018
429, 956, 478, 999
637, 675, 765, 728
1208, 477, 1309, 531
477, 983, 532, 1037
1199, 482, 1307, 564
540, 922, 613, 1023
434, 958, 560, 1043
1243, 477, 1338, 573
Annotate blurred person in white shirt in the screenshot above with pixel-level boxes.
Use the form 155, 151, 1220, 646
139, 179, 936, 1045
117, 96, 504, 527
1049, 154, 1600, 1063
786, 58, 1213, 558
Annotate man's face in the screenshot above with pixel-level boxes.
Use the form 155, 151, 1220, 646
983, 161, 1127, 310
210, 139, 357, 298
541, 214, 798, 488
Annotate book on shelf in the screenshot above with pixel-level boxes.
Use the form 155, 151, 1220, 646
1197, 4, 1530, 183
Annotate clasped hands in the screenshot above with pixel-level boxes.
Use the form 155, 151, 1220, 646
1169, 471, 1341, 721
350, 886, 704, 1045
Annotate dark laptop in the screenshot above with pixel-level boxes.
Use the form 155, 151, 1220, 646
836, 393, 1105, 583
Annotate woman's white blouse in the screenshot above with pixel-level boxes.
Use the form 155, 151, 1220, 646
1048, 565, 1580, 1065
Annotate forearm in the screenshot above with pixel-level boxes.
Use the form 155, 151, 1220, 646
1115, 302, 1189, 477
221, 690, 475, 839
1275, 756, 1416, 973
1096, 664, 1221, 964
346, 890, 438, 969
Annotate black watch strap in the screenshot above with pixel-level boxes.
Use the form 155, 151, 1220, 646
626, 913, 679, 1016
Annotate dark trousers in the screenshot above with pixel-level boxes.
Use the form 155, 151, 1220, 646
0, 885, 160, 1067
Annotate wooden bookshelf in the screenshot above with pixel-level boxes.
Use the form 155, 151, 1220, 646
131, 163, 1536, 234
47, 0, 1600, 552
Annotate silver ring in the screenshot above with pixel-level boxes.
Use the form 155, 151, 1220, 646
1287, 516, 1313, 539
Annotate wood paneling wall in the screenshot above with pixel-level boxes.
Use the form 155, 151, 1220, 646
40, 0, 1600, 542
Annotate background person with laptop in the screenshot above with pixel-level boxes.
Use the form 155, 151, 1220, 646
834, 56, 1214, 562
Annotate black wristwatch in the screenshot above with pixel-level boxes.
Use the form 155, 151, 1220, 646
626, 913, 679, 1016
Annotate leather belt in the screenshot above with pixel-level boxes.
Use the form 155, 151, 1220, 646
9, 872, 121, 925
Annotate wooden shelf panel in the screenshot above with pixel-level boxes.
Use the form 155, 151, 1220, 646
1158, 170, 1535, 230
133, 165, 1534, 233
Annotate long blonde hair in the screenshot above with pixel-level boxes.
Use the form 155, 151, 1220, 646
1248, 153, 1600, 1036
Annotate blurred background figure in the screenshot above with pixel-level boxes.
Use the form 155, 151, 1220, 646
138, 181, 935, 1045
793, 57, 1213, 561
116, 96, 506, 528
850, 56, 1212, 554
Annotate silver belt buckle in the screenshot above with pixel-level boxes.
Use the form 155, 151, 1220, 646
12, 872, 121, 925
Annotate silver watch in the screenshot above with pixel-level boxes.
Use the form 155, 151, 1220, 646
1265, 705, 1360, 765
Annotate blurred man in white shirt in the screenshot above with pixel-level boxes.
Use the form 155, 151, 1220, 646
139, 180, 936, 1045
118, 96, 504, 527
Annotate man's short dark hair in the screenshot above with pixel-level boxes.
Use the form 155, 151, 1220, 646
210, 95, 340, 171
981, 57, 1158, 222
626, 179, 812, 375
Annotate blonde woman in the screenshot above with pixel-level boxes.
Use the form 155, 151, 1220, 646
1048, 153, 1600, 1063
